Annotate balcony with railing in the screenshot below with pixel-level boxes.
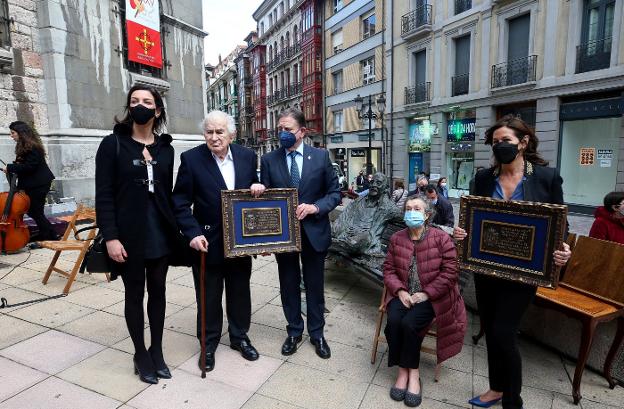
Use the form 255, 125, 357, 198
576, 38, 612, 74
455, 0, 471, 15
267, 82, 303, 106
267, 43, 302, 72
451, 73, 469, 97
405, 82, 431, 105
244, 105, 255, 116
401, 5, 432, 39
491, 55, 537, 89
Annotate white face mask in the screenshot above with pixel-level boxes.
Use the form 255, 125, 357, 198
619, 206, 624, 217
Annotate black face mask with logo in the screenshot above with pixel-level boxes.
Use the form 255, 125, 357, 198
130, 104, 156, 125
492, 141, 519, 164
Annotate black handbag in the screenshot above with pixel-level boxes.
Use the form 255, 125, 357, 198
78, 227, 111, 274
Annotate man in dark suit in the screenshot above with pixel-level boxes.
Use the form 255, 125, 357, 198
172, 110, 265, 372
424, 184, 455, 227
260, 108, 341, 359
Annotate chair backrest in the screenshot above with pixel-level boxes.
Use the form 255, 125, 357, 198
59, 205, 97, 242
562, 235, 624, 305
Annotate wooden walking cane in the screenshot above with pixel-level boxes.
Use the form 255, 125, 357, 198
200, 251, 206, 379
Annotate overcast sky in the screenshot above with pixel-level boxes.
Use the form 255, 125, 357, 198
202, 0, 260, 66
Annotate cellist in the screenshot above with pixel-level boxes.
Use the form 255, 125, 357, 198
1, 121, 57, 241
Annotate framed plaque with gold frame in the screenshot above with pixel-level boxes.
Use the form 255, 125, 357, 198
458, 196, 567, 288
221, 188, 301, 258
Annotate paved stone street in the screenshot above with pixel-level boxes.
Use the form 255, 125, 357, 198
1, 248, 623, 409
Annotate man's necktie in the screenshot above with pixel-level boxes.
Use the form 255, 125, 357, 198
289, 151, 300, 188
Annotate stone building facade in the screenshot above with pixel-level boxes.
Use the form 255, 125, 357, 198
206, 45, 245, 137
386, 0, 623, 211
0, 0, 207, 202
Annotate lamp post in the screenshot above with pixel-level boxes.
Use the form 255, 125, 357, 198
354, 94, 386, 176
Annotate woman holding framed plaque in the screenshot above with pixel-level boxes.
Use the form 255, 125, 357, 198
384, 195, 466, 407
453, 115, 571, 409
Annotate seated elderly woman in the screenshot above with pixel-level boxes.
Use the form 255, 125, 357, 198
383, 194, 467, 407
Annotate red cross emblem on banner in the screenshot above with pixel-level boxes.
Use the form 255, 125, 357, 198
135, 29, 155, 55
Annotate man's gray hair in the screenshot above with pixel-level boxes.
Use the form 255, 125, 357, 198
203, 110, 236, 134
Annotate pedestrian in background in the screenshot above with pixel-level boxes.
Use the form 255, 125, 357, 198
391, 180, 408, 208
96, 85, 178, 385
589, 191, 624, 244
383, 195, 466, 407
424, 184, 454, 227
2, 121, 57, 241
437, 177, 449, 198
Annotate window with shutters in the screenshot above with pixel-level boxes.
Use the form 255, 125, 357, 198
362, 12, 376, 39
360, 57, 375, 85
331, 29, 343, 54
332, 70, 343, 94
334, 110, 343, 132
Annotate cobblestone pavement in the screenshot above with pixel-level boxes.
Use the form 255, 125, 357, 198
1, 247, 622, 409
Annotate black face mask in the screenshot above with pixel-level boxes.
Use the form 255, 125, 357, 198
492, 141, 519, 164
129, 104, 156, 125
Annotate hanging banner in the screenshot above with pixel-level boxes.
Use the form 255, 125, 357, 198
126, 0, 162, 68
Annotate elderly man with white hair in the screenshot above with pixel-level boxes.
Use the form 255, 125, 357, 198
172, 110, 265, 372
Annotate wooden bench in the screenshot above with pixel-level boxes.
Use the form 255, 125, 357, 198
534, 235, 624, 404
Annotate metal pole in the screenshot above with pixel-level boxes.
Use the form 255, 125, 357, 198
367, 95, 372, 175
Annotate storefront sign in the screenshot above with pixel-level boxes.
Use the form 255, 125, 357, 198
597, 149, 613, 160
560, 97, 624, 121
350, 149, 366, 158
126, 0, 163, 68
330, 136, 343, 144
579, 148, 595, 166
447, 118, 476, 142
408, 120, 433, 152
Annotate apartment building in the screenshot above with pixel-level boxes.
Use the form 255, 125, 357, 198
236, 32, 258, 148
206, 46, 246, 140
253, 0, 324, 154
323, 0, 387, 185
386, 0, 623, 212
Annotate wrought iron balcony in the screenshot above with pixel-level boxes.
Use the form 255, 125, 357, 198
451, 73, 469, 96
576, 38, 612, 74
267, 44, 302, 73
244, 105, 254, 116
401, 5, 432, 38
455, 0, 471, 15
405, 82, 431, 105
491, 55, 537, 89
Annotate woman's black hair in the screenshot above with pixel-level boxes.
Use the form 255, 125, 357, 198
603, 191, 624, 213
115, 84, 167, 133
485, 114, 548, 166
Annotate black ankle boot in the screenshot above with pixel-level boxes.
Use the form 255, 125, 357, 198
133, 352, 158, 384
149, 346, 172, 379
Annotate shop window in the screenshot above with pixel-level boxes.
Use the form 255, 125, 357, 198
361, 57, 375, 85
362, 12, 376, 39
446, 110, 476, 194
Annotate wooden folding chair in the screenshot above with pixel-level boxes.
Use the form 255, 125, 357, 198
371, 286, 442, 381
40, 205, 109, 294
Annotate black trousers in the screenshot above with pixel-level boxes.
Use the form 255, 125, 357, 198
474, 274, 537, 409
192, 256, 252, 352
385, 297, 435, 368
275, 230, 326, 339
25, 184, 56, 240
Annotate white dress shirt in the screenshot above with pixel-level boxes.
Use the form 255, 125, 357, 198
285, 142, 305, 177
212, 147, 235, 190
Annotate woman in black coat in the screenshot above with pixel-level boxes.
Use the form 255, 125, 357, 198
96, 85, 178, 385
453, 115, 571, 409
2, 121, 56, 241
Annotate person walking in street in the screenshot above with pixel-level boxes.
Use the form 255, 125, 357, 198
2, 121, 57, 241
260, 108, 341, 359
172, 110, 265, 372
383, 195, 467, 407
424, 184, 454, 227
589, 191, 624, 244
453, 115, 571, 409
391, 180, 408, 208
96, 85, 179, 384
355, 170, 366, 192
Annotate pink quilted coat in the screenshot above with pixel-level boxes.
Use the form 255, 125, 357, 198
383, 227, 467, 363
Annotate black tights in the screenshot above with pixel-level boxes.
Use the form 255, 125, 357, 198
121, 257, 168, 368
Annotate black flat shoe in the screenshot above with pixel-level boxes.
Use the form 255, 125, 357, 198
281, 335, 303, 356
149, 346, 172, 379
197, 351, 215, 372
230, 339, 259, 361
133, 355, 158, 384
310, 337, 331, 359
404, 379, 422, 407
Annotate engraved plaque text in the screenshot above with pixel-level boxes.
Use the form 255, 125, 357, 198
479, 220, 535, 261
241, 207, 283, 237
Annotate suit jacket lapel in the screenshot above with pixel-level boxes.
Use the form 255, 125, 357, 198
201, 145, 227, 191
298, 144, 312, 191
277, 147, 291, 187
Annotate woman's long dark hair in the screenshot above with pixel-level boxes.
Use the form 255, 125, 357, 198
484, 114, 548, 166
115, 85, 167, 133
9, 121, 45, 159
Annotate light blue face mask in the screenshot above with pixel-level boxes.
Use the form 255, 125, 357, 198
404, 210, 425, 228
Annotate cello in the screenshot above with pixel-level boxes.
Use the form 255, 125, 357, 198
0, 172, 30, 253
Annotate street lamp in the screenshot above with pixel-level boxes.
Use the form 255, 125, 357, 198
354, 94, 386, 175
